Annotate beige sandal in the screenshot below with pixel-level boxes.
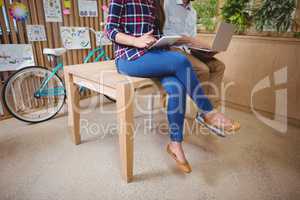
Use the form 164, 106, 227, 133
196, 112, 241, 137
166, 144, 192, 173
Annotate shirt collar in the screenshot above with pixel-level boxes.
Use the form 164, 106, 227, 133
176, 0, 192, 10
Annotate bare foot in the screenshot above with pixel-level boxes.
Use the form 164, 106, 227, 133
204, 111, 233, 130
168, 142, 187, 163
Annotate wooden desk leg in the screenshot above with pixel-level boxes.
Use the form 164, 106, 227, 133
117, 83, 134, 183
64, 72, 81, 145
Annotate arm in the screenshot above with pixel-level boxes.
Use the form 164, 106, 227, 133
189, 11, 211, 49
105, 0, 124, 42
116, 30, 157, 49
174, 9, 210, 49
105, 0, 157, 48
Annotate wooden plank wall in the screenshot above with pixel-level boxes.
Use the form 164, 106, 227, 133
0, 0, 113, 120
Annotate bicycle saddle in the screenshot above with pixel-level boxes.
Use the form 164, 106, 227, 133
43, 48, 67, 56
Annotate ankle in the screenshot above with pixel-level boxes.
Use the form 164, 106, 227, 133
169, 141, 182, 150
202, 109, 217, 119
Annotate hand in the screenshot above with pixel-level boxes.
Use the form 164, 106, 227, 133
190, 40, 209, 49
175, 35, 192, 46
133, 30, 157, 49
189, 38, 211, 49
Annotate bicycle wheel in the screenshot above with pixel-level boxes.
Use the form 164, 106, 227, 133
2, 66, 66, 123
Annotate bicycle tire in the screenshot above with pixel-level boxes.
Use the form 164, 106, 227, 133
2, 66, 66, 123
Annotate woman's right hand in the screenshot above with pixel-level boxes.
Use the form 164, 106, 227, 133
133, 30, 157, 49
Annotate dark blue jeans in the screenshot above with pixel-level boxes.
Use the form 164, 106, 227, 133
116, 50, 213, 142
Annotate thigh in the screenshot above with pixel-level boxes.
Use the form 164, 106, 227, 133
205, 58, 225, 74
186, 53, 210, 79
116, 50, 188, 78
170, 47, 210, 81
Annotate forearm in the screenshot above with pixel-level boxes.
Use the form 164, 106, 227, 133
174, 36, 193, 46
114, 30, 157, 49
115, 32, 137, 47
190, 37, 210, 49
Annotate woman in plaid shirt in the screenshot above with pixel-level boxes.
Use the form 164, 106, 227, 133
106, 0, 239, 173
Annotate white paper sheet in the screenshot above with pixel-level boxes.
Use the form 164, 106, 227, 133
78, 0, 98, 17
43, 0, 63, 22
0, 44, 35, 71
60, 26, 91, 49
96, 31, 112, 46
26, 25, 47, 42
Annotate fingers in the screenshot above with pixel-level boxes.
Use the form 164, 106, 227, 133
145, 39, 156, 49
145, 29, 154, 35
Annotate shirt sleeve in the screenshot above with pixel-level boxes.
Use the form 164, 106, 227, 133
105, 0, 124, 42
163, 0, 175, 36
191, 10, 198, 37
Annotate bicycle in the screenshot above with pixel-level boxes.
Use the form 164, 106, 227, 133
2, 28, 114, 123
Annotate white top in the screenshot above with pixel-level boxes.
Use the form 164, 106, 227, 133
163, 0, 198, 50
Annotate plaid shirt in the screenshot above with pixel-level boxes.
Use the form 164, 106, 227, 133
105, 0, 163, 60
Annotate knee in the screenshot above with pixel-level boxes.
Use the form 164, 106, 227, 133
173, 52, 192, 70
161, 77, 186, 97
164, 81, 186, 96
214, 60, 226, 73
197, 65, 210, 78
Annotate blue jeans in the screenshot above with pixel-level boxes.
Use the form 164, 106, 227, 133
116, 50, 213, 142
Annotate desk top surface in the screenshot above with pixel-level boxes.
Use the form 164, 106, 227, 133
65, 61, 154, 88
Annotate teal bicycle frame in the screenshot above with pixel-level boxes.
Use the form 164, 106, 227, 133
35, 47, 109, 98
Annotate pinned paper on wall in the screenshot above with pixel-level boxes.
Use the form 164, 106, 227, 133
78, 0, 98, 17
63, 0, 71, 15
64, 0, 71, 8
63, 9, 71, 15
0, 44, 35, 71
43, 0, 63, 22
60, 27, 91, 49
96, 31, 112, 46
26, 25, 47, 42
9, 2, 29, 21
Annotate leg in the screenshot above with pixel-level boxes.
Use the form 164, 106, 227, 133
205, 58, 225, 107
64, 72, 81, 145
117, 50, 213, 113
116, 82, 134, 183
171, 54, 214, 113
160, 76, 186, 143
172, 61, 238, 134
160, 76, 191, 173
170, 48, 210, 94
117, 50, 237, 133
170, 48, 211, 119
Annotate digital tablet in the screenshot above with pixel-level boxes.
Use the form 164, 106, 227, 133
149, 35, 181, 49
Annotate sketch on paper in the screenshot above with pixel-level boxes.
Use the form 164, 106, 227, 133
60, 27, 91, 49
43, 0, 63, 22
96, 31, 112, 46
26, 25, 47, 42
0, 44, 35, 71
78, 0, 98, 17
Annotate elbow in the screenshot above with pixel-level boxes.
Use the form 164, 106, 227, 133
105, 25, 119, 42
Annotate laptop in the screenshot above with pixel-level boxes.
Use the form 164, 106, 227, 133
189, 22, 235, 52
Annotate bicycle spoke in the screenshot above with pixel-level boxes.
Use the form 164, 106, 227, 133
3, 67, 66, 123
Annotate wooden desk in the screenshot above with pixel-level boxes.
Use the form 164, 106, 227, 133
64, 61, 156, 183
